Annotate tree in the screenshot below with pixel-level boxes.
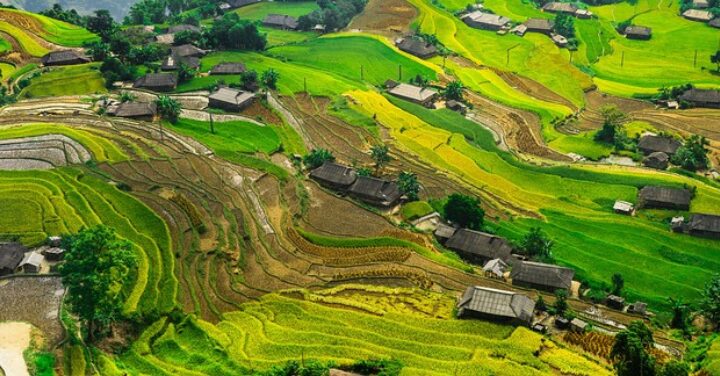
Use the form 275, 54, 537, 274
100, 58, 137, 88
177, 63, 196, 83
554, 13, 575, 38
206, 14, 266, 51
59, 225, 137, 341
611, 322, 656, 376
444, 193, 484, 230
672, 135, 710, 171
86, 10, 116, 41
261, 69, 279, 90
519, 227, 553, 260
554, 289, 569, 317
119, 92, 136, 103
174, 30, 201, 46
668, 297, 689, 330
444, 80, 464, 101
594, 105, 628, 144
701, 274, 720, 330
356, 167, 372, 177
398, 171, 420, 201
156, 95, 182, 123
536, 295, 547, 312
612, 273, 625, 295
370, 144, 391, 172
84, 40, 110, 62
658, 361, 689, 376
711, 50, 720, 72
240, 70, 259, 91
303, 148, 335, 170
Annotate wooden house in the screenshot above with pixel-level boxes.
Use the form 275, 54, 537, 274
41, 50, 91, 66
445, 229, 513, 265
688, 213, 720, 239
0, 242, 26, 276
457, 286, 535, 326
309, 162, 358, 190
208, 87, 255, 112
638, 186, 692, 210
510, 261, 574, 292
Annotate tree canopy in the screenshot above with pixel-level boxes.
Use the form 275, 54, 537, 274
398, 171, 420, 201
443, 193, 484, 230
304, 148, 335, 170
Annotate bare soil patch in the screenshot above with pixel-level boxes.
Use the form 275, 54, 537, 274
240, 101, 283, 125
0, 322, 31, 376
349, 0, 417, 36
0, 277, 64, 344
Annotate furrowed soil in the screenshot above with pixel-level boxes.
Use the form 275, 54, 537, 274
349, 0, 418, 35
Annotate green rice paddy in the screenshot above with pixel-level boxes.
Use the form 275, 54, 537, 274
19, 64, 106, 99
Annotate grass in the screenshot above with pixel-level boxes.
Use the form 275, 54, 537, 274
167, 118, 281, 154
706, 338, 720, 375
356, 90, 720, 310
0, 37, 10, 53
232, 1, 319, 20
401, 201, 434, 221
0, 21, 50, 57
113, 293, 612, 375
0, 8, 97, 47
19, 64, 106, 99
0, 62, 15, 80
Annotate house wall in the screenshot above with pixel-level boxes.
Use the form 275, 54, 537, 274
458, 309, 529, 326
208, 98, 253, 112
641, 199, 690, 211
512, 280, 568, 293
689, 229, 720, 239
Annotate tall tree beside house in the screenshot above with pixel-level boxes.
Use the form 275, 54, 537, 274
86, 10, 116, 42
711, 51, 720, 72
84, 40, 110, 62
177, 63, 196, 84
612, 273, 624, 295
443, 193, 484, 230
553, 289, 569, 317
444, 81, 464, 101
668, 297, 690, 331
672, 135, 710, 172
701, 274, 720, 331
370, 144, 391, 172
174, 30, 202, 46
206, 14, 266, 51
519, 227, 554, 261
595, 105, 631, 149
261, 69, 280, 90
398, 171, 420, 201
156, 96, 182, 124
554, 13, 575, 38
611, 321, 656, 376
58, 225, 137, 342
303, 148, 335, 170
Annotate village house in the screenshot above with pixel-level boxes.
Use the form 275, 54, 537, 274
171, 44, 207, 58
161, 55, 200, 71
41, 50, 91, 67
208, 87, 255, 112
624, 25, 652, 40
555, 316, 570, 329
457, 286, 536, 326
709, 18, 720, 28
134, 73, 178, 92
461, 11, 511, 31
155, 33, 175, 45
606, 295, 626, 310
434, 223, 457, 243
637, 135, 682, 155
542, 2, 578, 14
510, 260, 575, 292
446, 100, 468, 114
167, 24, 201, 34
638, 186, 692, 210
483, 258, 509, 279
693, 0, 709, 8
0, 242, 26, 276
445, 229, 513, 265
613, 200, 634, 215
551, 34, 568, 47
329, 370, 362, 376
643, 152, 670, 170
348, 175, 403, 208
19, 252, 44, 274
263, 14, 299, 30
570, 318, 588, 333
688, 213, 720, 239
114, 102, 158, 121
309, 162, 358, 190
683, 9, 714, 22
43, 247, 65, 262
227, 0, 261, 10
388, 83, 438, 107
210, 62, 247, 75
395, 37, 438, 59
628, 301, 648, 315
679, 88, 720, 109
523, 18, 555, 35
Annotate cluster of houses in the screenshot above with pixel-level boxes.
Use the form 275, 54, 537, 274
682, 0, 720, 28
613, 183, 720, 239
0, 237, 65, 277
638, 134, 682, 170
309, 162, 403, 208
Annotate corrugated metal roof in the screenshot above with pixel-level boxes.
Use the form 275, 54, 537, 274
510, 261, 574, 290
458, 286, 535, 323
389, 83, 437, 102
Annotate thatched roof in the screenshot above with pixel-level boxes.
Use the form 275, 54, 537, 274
171, 44, 206, 58
434, 223, 457, 239
446, 229, 513, 261
510, 261, 574, 290
263, 14, 299, 29
679, 88, 720, 104
41, 50, 90, 65
209, 87, 254, 106
462, 11, 511, 28
395, 37, 437, 58
167, 24, 201, 34
228, 0, 261, 8
162, 55, 200, 71
388, 83, 437, 103
638, 186, 692, 207
133, 73, 178, 90
114, 102, 157, 118
309, 162, 357, 187
457, 286, 535, 323
348, 176, 402, 204
638, 135, 682, 155
542, 2, 578, 13
0, 242, 26, 270
689, 213, 720, 234
523, 18, 554, 32
624, 25, 651, 37
210, 62, 247, 75
683, 9, 713, 21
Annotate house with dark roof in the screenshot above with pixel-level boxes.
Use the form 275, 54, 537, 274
171, 44, 207, 58
19, 252, 44, 274
709, 17, 720, 28
638, 135, 682, 155
348, 175, 402, 208
688, 213, 720, 239
624, 25, 652, 40
523, 18, 555, 35
461, 11, 511, 31
606, 295, 625, 310
263, 14, 299, 30
161, 55, 200, 71
643, 151, 669, 170
395, 37, 438, 59
228, 0, 261, 9
388, 83, 438, 107
434, 223, 457, 243
41, 50, 91, 66
679, 88, 720, 109
114, 102, 158, 121
683, 9, 714, 22
457, 286, 535, 325
542, 2, 578, 14
0, 242, 26, 276
133, 73, 178, 92
638, 186, 692, 210
155, 33, 176, 45
208, 87, 255, 112
210, 62, 247, 75
510, 260, 575, 292
167, 24, 201, 34
628, 301, 648, 315
310, 162, 358, 190
446, 229, 513, 265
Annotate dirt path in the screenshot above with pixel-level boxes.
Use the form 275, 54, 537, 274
0, 322, 31, 376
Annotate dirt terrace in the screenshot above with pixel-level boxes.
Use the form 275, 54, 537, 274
0, 277, 64, 345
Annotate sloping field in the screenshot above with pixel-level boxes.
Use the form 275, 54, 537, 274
0, 8, 97, 47
19, 64, 106, 99
707, 337, 720, 375
349, 90, 720, 308
232, 1, 319, 20
108, 293, 612, 375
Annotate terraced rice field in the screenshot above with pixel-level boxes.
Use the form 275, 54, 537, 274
0, 8, 97, 47
707, 338, 720, 375
232, 1, 319, 20
106, 293, 612, 375
19, 64, 106, 99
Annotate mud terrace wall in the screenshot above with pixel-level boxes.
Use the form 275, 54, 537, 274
0, 134, 91, 170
